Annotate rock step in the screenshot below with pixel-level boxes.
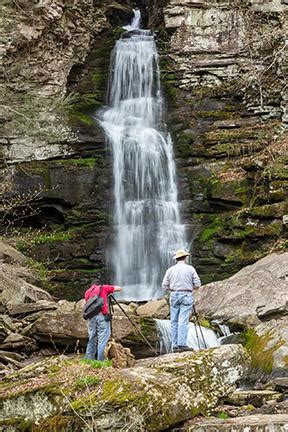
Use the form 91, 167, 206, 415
186, 414, 288, 431
225, 390, 284, 408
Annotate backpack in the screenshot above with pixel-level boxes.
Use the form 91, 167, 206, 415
83, 285, 104, 320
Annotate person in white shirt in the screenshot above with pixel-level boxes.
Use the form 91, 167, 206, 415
162, 249, 201, 352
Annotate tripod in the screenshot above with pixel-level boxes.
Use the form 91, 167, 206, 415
108, 294, 159, 357
192, 304, 207, 349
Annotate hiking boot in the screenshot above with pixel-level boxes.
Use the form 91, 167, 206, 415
178, 346, 194, 352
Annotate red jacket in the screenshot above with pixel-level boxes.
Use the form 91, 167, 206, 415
84, 284, 115, 315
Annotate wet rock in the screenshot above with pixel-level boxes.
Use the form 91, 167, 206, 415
136, 298, 169, 319
274, 377, 288, 391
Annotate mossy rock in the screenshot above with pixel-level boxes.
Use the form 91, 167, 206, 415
0, 347, 250, 431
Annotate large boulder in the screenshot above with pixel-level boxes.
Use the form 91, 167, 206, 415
0, 345, 250, 431
27, 308, 88, 348
0, 241, 27, 266
27, 304, 158, 357
136, 298, 169, 319
194, 252, 288, 327
0, 263, 53, 307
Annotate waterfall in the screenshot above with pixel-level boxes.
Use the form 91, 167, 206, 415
155, 319, 220, 354
99, 10, 186, 301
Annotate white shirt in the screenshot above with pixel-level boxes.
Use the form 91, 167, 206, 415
162, 261, 201, 292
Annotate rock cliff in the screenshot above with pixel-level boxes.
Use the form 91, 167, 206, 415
1, 0, 287, 297
156, 0, 287, 282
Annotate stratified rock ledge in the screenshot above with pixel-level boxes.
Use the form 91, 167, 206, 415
185, 414, 288, 432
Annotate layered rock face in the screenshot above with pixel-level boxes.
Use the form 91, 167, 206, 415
155, 0, 287, 282
1, 0, 134, 299
1, 0, 287, 298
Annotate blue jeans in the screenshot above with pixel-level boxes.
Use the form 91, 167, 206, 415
170, 292, 193, 349
85, 314, 111, 361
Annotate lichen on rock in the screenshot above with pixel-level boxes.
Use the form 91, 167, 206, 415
0, 345, 250, 431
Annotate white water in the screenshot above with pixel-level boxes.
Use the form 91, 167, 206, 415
123, 9, 141, 31
155, 319, 220, 354
99, 11, 186, 301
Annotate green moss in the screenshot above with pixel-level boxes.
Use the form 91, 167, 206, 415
159, 57, 178, 105
69, 111, 96, 126
199, 227, 219, 242
33, 415, 83, 432
204, 128, 260, 145
56, 158, 97, 169
199, 319, 212, 329
268, 164, 288, 180
173, 129, 196, 158
101, 380, 142, 404
197, 111, 236, 120
197, 216, 222, 246
0, 418, 32, 431
244, 202, 287, 218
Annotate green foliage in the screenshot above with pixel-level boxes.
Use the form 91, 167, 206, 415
80, 359, 112, 369
199, 319, 212, 329
16, 240, 29, 252
217, 412, 229, 419
32, 231, 73, 245
56, 158, 97, 169
26, 258, 52, 290
75, 375, 100, 389
244, 328, 284, 374
199, 227, 219, 242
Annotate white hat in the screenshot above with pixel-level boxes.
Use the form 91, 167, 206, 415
173, 249, 190, 260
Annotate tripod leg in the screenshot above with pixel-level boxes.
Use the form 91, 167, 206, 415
193, 318, 201, 350
193, 305, 208, 349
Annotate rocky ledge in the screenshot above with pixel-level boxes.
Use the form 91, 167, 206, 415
0, 345, 250, 431
0, 240, 288, 430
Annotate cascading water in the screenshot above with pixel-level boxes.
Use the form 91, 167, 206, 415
155, 319, 220, 354
99, 10, 186, 301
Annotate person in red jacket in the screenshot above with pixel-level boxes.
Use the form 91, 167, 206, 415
85, 280, 122, 361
